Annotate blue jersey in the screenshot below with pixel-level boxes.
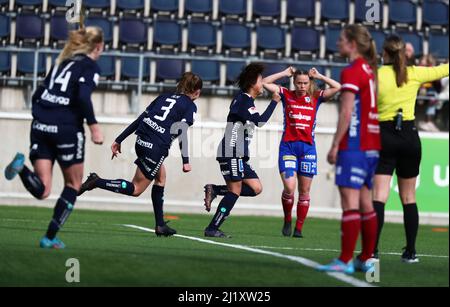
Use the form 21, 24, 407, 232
217, 92, 277, 161
32, 54, 100, 127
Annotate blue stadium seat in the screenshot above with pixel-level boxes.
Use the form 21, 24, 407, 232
188, 21, 216, 52
48, 0, 68, 7
156, 59, 184, 81
15, 0, 42, 9
96, 55, 115, 79
50, 15, 69, 42
121, 56, 150, 80
17, 51, 46, 75
330, 66, 343, 82
429, 32, 449, 60
117, 0, 145, 11
355, 0, 383, 24
0, 51, 11, 74
388, 0, 417, 25
151, 0, 178, 16
325, 26, 342, 54
16, 14, 44, 43
423, 0, 449, 27
219, 0, 246, 19
222, 23, 251, 51
397, 31, 423, 56
370, 29, 388, 55
226, 61, 246, 84
0, 0, 8, 7
253, 0, 280, 21
85, 17, 113, 44
153, 20, 181, 49
257, 25, 285, 56
84, 0, 110, 9
191, 60, 220, 83
321, 0, 349, 22
185, 0, 213, 17
119, 18, 147, 46
287, 0, 315, 20
263, 63, 289, 85
0, 13, 10, 40
291, 27, 320, 53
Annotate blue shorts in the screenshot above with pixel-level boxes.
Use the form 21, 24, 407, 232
218, 158, 259, 182
134, 136, 167, 181
335, 150, 380, 189
278, 141, 318, 178
29, 120, 85, 168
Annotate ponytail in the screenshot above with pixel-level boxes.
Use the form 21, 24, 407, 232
176, 72, 203, 95
383, 34, 408, 87
344, 24, 378, 77
56, 27, 104, 65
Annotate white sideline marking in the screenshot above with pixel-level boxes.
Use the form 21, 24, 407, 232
121, 224, 376, 288
248, 246, 449, 259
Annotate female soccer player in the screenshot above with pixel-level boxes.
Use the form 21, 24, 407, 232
77, 72, 202, 237
373, 35, 449, 263
4, 26, 105, 249
317, 24, 380, 274
262, 67, 341, 238
203, 63, 281, 238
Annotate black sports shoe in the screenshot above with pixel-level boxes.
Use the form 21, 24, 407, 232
293, 228, 303, 238
282, 221, 292, 237
401, 247, 419, 263
155, 222, 177, 237
204, 228, 231, 238
203, 184, 217, 212
78, 173, 100, 196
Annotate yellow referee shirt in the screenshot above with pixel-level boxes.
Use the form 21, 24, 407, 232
377, 63, 449, 122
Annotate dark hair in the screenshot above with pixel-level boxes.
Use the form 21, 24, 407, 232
237, 63, 265, 92
293, 69, 317, 96
176, 72, 203, 94
383, 34, 408, 87
343, 24, 378, 76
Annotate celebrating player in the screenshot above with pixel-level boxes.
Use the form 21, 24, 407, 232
317, 24, 380, 274
77, 72, 202, 237
4, 26, 105, 249
262, 67, 341, 238
203, 63, 281, 238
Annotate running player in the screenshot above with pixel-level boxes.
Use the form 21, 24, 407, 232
4, 26, 105, 249
77, 72, 202, 237
203, 63, 281, 238
262, 67, 341, 238
317, 24, 380, 274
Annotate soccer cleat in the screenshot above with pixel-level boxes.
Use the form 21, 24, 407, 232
401, 248, 419, 264
40, 237, 66, 249
203, 184, 217, 212
5, 152, 25, 180
316, 259, 355, 274
155, 222, 177, 237
354, 256, 376, 273
282, 221, 292, 237
78, 173, 100, 196
204, 228, 231, 238
292, 228, 303, 238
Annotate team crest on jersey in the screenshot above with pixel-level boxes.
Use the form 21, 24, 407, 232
305, 97, 311, 103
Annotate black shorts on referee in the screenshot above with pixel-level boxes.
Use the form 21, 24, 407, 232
375, 120, 421, 179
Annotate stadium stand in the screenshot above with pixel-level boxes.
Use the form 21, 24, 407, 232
287, 0, 316, 24
219, 0, 247, 21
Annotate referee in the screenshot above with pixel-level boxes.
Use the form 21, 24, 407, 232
373, 34, 449, 263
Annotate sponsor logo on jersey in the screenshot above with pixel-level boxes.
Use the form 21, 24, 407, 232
32, 122, 58, 134
76, 132, 84, 159
289, 112, 312, 121
351, 167, 367, 176
350, 176, 365, 185
283, 155, 297, 161
41, 89, 70, 106
143, 117, 166, 134
57, 144, 75, 149
300, 162, 312, 173
303, 154, 316, 160
137, 137, 154, 149
285, 161, 296, 169
59, 154, 74, 161
290, 105, 314, 111
349, 100, 360, 137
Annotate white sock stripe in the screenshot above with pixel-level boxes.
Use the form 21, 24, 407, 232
342, 214, 361, 222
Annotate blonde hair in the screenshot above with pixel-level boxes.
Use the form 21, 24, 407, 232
383, 34, 408, 87
176, 72, 203, 95
344, 24, 378, 76
293, 69, 318, 97
57, 26, 104, 65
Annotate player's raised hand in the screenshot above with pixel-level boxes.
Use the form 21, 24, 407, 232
111, 142, 121, 160
309, 67, 323, 80
284, 66, 295, 77
272, 91, 282, 103
182, 163, 191, 173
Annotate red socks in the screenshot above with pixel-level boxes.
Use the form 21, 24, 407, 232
281, 192, 294, 223
360, 211, 378, 261
296, 195, 310, 231
339, 210, 361, 263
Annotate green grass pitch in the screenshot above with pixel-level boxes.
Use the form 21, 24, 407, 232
0, 205, 448, 287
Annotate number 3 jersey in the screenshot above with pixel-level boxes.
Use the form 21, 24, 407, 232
32, 54, 100, 127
